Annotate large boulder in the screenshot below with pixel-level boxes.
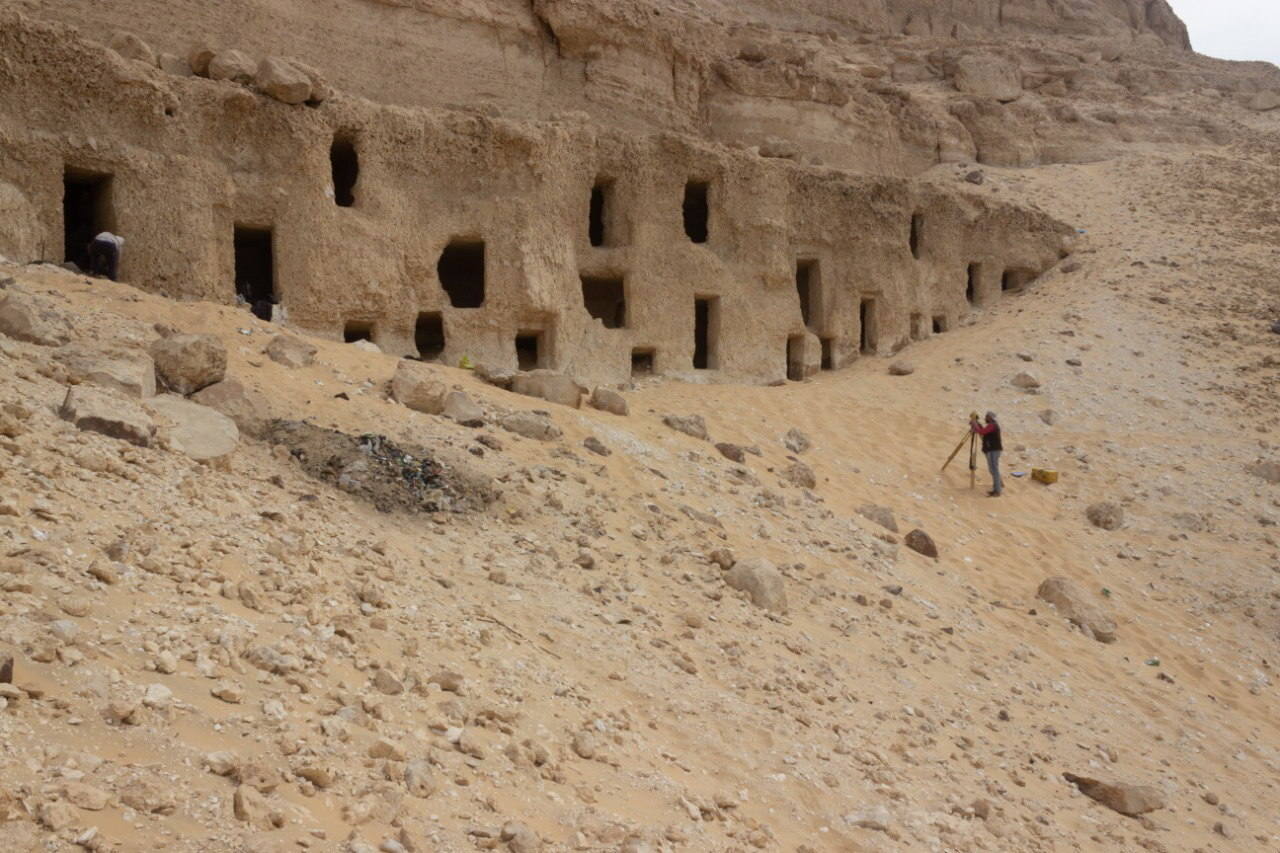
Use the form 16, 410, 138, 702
265, 335, 316, 368
1246, 460, 1280, 485
1247, 91, 1280, 112
442, 391, 484, 427
188, 43, 217, 76
0, 291, 72, 346
724, 557, 788, 613
953, 54, 1023, 102
500, 412, 561, 442
1036, 576, 1117, 643
54, 344, 156, 398
663, 414, 709, 441
511, 371, 584, 409
207, 50, 256, 84
589, 387, 628, 416
150, 334, 227, 395
146, 396, 239, 462
1063, 774, 1164, 816
255, 57, 312, 105
391, 361, 447, 415
191, 380, 269, 438
59, 386, 155, 447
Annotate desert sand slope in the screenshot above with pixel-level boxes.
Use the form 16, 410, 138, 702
0, 139, 1277, 851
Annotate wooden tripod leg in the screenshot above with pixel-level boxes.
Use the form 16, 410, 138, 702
941, 431, 971, 472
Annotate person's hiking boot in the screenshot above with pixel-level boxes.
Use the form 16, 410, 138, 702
987, 490, 1001, 497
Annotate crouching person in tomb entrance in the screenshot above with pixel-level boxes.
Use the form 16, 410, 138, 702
87, 232, 125, 281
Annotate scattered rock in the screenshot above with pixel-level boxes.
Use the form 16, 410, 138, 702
59, 386, 155, 446
583, 436, 610, 457
1085, 501, 1124, 530
1039, 409, 1059, 426
845, 804, 892, 831
888, 361, 914, 376
63, 782, 110, 811
188, 43, 217, 76
1011, 371, 1041, 390
904, 529, 938, 558
150, 334, 227, 395
233, 784, 281, 830
589, 387, 628, 416
404, 759, 436, 798
1036, 577, 1117, 643
1247, 91, 1280, 112
781, 461, 816, 488
501, 821, 541, 853
964, 170, 985, 185
372, 669, 404, 695
265, 334, 316, 368
391, 361, 448, 415
663, 414, 709, 441
500, 412, 562, 442
256, 57, 312, 104
715, 442, 746, 463
1063, 773, 1164, 816
511, 371, 584, 409
147, 395, 239, 461
208, 50, 257, 84
442, 391, 484, 426
857, 504, 899, 533
724, 557, 788, 613
783, 428, 811, 454
0, 290, 72, 346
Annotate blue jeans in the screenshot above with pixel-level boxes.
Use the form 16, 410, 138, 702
985, 450, 1003, 494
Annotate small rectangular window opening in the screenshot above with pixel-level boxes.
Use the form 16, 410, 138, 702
683, 181, 710, 244
343, 321, 374, 343
589, 181, 611, 247
693, 296, 719, 369
631, 349, 655, 377
859, 298, 877, 355
909, 213, 923, 259
439, 240, 485, 308
331, 132, 359, 208
63, 168, 114, 271
820, 338, 834, 371
515, 332, 542, 371
966, 263, 981, 304
1002, 269, 1031, 292
234, 226, 276, 322
415, 312, 445, 360
933, 315, 948, 334
581, 276, 626, 329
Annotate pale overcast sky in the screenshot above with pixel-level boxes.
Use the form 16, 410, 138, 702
1169, 0, 1280, 66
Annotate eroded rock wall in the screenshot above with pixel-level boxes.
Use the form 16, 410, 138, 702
0, 11, 1070, 386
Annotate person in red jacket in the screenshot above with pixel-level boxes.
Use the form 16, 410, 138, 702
970, 411, 1003, 497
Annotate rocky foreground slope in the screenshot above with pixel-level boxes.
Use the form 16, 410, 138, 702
0, 130, 1278, 852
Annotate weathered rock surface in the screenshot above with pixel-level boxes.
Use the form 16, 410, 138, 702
150, 333, 227, 395
146, 395, 240, 461
725, 557, 788, 613
55, 344, 156, 398
190, 380, 268, 437
1063, 773, 1164, 816
1011, 371, 1041, 390
511, 371, 584, 409
1246, 460, 1280, 484
442, 391, 484, 426
59, 386, 155, 446
109, 31, 155, 65
391, 361, 447, 414
953, 53, 1023, 102
255, 57, 311, 104
0, 290, 71, 346
888, 361, 915, 376
265, 334, 316, 368
781, 461, 816, 488
1036, 576, 1117, 643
